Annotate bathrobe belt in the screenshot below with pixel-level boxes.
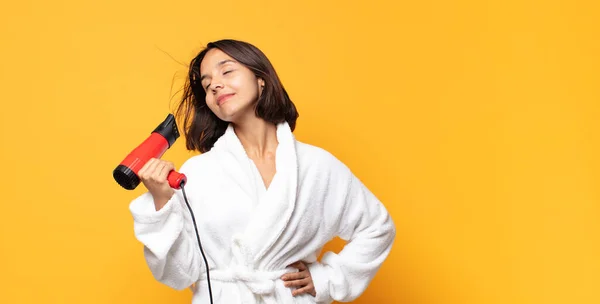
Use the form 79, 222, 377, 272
197, 266, 295, 304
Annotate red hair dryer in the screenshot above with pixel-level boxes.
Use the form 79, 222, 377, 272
113, 114, 187, 190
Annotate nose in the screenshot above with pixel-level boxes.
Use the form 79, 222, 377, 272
209, 82, 223, 91
208, 76, 224, 92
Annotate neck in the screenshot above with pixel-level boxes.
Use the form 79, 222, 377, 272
232, 115, 278, 159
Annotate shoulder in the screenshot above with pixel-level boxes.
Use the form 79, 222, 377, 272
295, 140, 352, 176
295, 140, 333, 161
174, 150, 224, 191
178, 149, 219, 174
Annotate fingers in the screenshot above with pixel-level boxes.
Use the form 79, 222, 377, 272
288, 261, 307, 271
282, 261, 316, 297
156, 161, 174, 181
137, 158, 155, 178
138, 158, 174, 183
284, 277, 310, 288
292, 284, 316, 297
139, 158, 160, 180
281, 271, 305, 281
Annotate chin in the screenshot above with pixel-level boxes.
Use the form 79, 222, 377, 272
216, 107, 238, 122
218, 103, 255, 123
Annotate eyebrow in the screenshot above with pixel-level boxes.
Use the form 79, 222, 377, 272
200, 59, 236, 82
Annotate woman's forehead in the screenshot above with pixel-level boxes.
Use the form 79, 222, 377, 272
200, 49, 236, 70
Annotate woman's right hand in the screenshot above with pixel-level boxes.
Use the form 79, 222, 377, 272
138, 158, 176, 211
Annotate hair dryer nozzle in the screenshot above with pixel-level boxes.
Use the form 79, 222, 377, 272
113, 164, 140, 190
154, 113, 180, 148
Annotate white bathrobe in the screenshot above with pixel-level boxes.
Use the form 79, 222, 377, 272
129, 122, 396, 304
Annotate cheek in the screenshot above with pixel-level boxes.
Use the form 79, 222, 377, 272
205, 94, 218, 110
230, 74, 258, 97
239, 80, 260, 100
227, 77, 245, 92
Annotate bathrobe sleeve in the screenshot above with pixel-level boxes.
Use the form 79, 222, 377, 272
129, 177, 205, 290
308, 159, 396, 303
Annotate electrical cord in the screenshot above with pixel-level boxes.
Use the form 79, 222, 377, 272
180, 182, 213, 304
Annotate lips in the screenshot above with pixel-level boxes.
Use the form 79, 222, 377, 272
217, 93, 235, 105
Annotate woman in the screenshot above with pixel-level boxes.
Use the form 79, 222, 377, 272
129, 39, 396, 304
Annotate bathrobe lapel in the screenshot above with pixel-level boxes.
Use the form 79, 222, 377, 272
212, 122, 298, 266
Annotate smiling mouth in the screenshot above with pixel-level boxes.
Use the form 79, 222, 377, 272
217, 93, 235, 105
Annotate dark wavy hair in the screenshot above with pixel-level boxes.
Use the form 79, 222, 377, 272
175, 39, 299, 153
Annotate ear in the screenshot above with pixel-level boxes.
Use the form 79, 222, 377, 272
258, 78, 265, 88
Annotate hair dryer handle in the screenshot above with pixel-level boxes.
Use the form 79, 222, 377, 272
167, 170, 187, 189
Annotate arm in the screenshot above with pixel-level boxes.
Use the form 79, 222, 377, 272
309, 167, 396, 303
129, 189, 205, 290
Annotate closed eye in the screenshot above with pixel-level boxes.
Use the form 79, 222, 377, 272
204, 70, 235, 90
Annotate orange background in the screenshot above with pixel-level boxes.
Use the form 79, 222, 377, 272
1, 0, 599, 303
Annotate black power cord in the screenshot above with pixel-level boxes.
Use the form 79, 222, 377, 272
180, 182, 213, 304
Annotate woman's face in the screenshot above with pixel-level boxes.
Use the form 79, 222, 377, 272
200, 48, 264, 123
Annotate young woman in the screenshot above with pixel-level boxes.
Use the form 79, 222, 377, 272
129, 39, 396, 304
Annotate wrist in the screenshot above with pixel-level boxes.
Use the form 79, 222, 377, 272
153, 191, 174, 211
308, 261, 331, 303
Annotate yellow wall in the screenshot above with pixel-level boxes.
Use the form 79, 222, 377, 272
1, 0, 598, 303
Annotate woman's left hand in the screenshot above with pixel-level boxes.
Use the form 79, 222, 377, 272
281, 261, 316, 297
